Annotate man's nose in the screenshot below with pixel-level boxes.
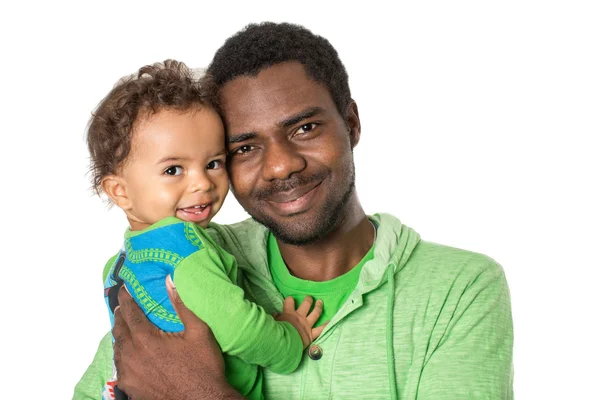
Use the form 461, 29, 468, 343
261, 141, 306, 181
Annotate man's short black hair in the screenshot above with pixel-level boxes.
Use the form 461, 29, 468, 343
208, 22, 352, 117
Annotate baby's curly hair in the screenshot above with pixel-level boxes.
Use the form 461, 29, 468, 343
207, 22, 352, 117
87, 60, 215, 196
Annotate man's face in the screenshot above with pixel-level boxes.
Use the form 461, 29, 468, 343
219, 62, 359, 245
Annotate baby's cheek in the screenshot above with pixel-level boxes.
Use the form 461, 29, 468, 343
217, 175, 230, 199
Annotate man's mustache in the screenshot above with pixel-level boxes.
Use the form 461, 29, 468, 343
254, 170, 329, 200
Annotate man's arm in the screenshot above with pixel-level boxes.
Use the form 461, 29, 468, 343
113, 277, 244, 400
417, 259, 514, 399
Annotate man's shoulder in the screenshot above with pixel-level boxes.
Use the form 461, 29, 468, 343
206, 218, 266, 250
410, 240, 505, 282
369, 212, 504, 281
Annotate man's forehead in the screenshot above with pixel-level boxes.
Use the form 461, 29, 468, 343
218, 62, 335, 129
220, 63, 310, 102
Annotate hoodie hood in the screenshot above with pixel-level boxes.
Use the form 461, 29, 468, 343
206, 213, 420, 309
367, 213, 420, 400
357, 213, 421, 294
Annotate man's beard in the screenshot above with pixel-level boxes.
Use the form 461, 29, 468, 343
248, 165, 356, 246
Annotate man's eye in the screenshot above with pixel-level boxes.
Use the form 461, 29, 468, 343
164, 166, 183, 176
207, 160, 224, 170
234, 145, 254, 155
296, 123, 316, 134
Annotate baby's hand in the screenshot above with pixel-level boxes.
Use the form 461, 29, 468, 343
275, 296, 326, 348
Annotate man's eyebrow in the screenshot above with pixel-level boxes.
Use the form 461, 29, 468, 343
228, 132, 257, 144
279, 107, 325, 128
227, 107, 325, 144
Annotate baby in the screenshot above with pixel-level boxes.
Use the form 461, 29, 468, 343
86, 60, 324, 400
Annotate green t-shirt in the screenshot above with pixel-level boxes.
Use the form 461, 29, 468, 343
267, 232, 375, 326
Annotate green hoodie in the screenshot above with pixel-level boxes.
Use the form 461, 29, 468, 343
74, 214, 513, 399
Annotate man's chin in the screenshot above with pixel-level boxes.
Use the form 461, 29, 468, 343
248, 181, 354, 246
251, 214, 326, 246
272, 229, 324, 246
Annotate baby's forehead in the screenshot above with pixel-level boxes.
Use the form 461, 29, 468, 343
128, 106, 225, 160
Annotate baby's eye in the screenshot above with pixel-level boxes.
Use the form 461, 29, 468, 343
164, 166, 183, 176
207, 160, 224, 170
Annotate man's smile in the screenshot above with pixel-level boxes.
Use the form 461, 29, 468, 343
265, 181, 323, 215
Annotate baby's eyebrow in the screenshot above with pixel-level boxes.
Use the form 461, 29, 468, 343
156, 156, 187, 164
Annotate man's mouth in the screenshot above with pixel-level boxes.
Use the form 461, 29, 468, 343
267, 181, 321, 203
265, 181, 323, 215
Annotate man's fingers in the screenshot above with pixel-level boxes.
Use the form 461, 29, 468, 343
282, 296, 295, 313
306, 299, 323, 326
296, 295, 314, 316
166, 275, 210, 337
112, 306, 132, 348
117, 285, 153, 336
166, 275, 226, 378
112, 306, 132, 350
311, 321, 329, 340
112, 305, 132, 373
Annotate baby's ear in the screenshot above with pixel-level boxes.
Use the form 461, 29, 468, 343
101, 175, 132, 211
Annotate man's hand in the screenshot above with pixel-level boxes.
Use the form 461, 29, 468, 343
275, 296, 327, 348
113, 276, 243, 400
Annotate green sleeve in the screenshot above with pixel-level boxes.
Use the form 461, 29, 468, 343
72, 332, 113, 400
73, 255, 118, 399
174, 246, 303, 374
102, 253, 119, 282
417, 259, 514, 399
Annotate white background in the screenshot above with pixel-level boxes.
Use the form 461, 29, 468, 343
1, 1, 598, 398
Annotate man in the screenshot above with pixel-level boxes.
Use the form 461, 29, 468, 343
74, 22, 513, 400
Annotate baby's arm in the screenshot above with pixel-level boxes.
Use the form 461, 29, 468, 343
174, 244, 317, 374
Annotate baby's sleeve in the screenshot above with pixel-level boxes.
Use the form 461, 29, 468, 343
174, 229, 303, 374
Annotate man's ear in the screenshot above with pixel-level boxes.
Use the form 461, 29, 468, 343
101, 175, 132, 211
345, 100, 361, 148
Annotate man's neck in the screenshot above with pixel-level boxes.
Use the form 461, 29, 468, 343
276, 198, 374, 282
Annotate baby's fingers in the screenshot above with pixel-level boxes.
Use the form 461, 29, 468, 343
311, 321, 329, 340
282, 296, 295, 314
306, 299, 323, 326
297, 296, 314, 316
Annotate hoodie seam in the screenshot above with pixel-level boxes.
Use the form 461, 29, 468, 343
327, 325, 343, 400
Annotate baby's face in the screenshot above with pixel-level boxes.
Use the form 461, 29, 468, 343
119, 107, 228, 230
